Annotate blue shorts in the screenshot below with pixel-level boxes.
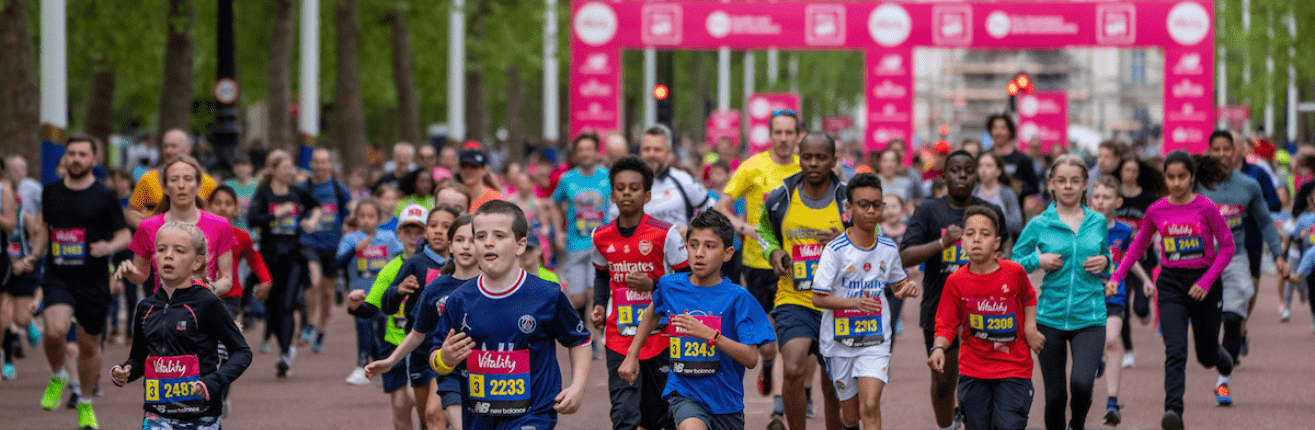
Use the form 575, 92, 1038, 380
668, 394, 744, 430
466, 411, 557, 430
770, 304, 824, 364
380, 345, 435, 393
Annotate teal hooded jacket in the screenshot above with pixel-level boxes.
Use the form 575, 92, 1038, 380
1011, 204, 1110, 331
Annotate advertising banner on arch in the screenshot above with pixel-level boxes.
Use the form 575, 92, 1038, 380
571, 0, 1214, 154
706, 110, 741, 147
1016, 92, 1068, 154
746, 93, 800, 155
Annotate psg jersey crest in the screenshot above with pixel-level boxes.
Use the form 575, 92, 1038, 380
518, 315, 538, 334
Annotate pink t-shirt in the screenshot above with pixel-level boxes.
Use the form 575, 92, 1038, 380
129, 211, 237, 285
1113, 195, 1235, 291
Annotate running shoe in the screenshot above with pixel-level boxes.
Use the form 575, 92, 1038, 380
3, 362, 15, 379
895, 320, 904, 334
9, 333, 24, 359
1122, 351, 1136, 368
952, 406, 965, 430
40, 373, 66, 410
758, 358, 775, 396
27, 322, 40, 347
805, 389, 815, 418
345, 367, 370, 385
65, 389, 81, 409
313, 332, 326, 353
93, 383, 103, 397
259, 340, 271, 354
299, 325, 316, 347
1104, 403, 1122, 426
1215, 383, 1233, 406
771, 394, 784, 418
1161, 410, 1183, 430
77, 402, 99, 429
766, 415, 786, 430
1281, 306, 1291, 322
276, 356, 292, 378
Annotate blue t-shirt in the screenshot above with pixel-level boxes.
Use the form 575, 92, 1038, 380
652, 273, 775, 414
412, 273, 478, 395
223, 178, 259, 231
384, 247, 448, 331
301, 179, 349, 249
1105, 221, 1134, 306
552, 167, 611, 252
432, 270, 592, 425
336, 230, 403, 290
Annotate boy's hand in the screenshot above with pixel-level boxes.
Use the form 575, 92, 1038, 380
770, 250, 791, 278
896, 280, 921, 299
553, 383, 585, 414
1144, 283, 1157, 299
110, 365, 132, 386
346, 290, 366, 309
355, 238, 371, 252
670, 313, 715, 341
1082, 255, 1108, 275
927, 349, 945, 373
940, 225, 963, 248
1104, 281, 1117, 298
618, 357, 640, 385
1025, 328, 1045, 353
1038, 253, 1064, 271
397, 275, 420, 295
815, 227, 842, 245
850, 291, 882, 314
590, 305, 606, 331
439, 329, 474, 371
625, 272, 654, 292
364, 358, 396, 379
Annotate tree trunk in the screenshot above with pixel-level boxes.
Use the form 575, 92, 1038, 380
333, 0, 369, 170
0, 0, 40, 174
158, 0, 195, 139
390, 0, 420, 145
267, 0, 295, 153
463, 3, 488, 143
505, 65, 524, 162
85, 65, 116, 150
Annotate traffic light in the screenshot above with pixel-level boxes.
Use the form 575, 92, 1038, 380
1006, 73, 1033, 112
656, 51, 674, 127
653, 84, 669, 101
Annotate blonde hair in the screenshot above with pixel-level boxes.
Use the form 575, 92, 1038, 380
153, 155, 209, 216
260, 150, 293, 187
1049, 154, 1090, 205
158, 221, 208, 259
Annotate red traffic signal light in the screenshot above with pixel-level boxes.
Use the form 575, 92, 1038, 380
1015, 74, 1030, 88
653, 84, 669, 101
1006, 82, 1020, 96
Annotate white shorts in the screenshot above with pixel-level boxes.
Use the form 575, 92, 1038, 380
1221, 251, 1254, 318
825, 354, 890, 401
561, 250, 593, 296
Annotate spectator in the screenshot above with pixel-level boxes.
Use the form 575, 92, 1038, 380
375, 142, 416, 189
127, 128, 220, 227
456, 149, 504, 212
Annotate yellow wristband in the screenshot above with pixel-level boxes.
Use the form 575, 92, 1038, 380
431, 351, 454, 375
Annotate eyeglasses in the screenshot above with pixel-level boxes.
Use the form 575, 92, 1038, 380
850, 200, 886, 211
772, 109, 798, 116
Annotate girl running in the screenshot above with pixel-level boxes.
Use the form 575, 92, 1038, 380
1107, 150, 1236, 430
206, 185, 273, 321
247, 150, 322, 377
336, 198, 402, 385
1012, 154, 1111, 430
110, 221, 251, 429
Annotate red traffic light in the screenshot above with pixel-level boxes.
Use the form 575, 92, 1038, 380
653, 84, 669, 101
1015, 74, 1030, 88
1006, 82, 1020, 96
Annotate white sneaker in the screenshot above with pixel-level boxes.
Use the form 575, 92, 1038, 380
345, 367, 370, 385
1281, 307, 1291, 322
1121, 352, 1135, 368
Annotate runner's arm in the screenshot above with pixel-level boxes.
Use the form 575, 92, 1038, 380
623, 303, 661, 361
0, 181, 15, 232
244, 241, 273, 285
593, 268, 610, 315
104, 228, 131, 255
200, 300, 252, 393
756, 207, 783, 264
212, 250, 234, 296
120, 302, 150, 383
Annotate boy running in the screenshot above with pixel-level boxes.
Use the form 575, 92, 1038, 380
811, 173, 921, 430
619, 210, 776, 430
929, 206, 1043, 430
590, 156, 689, 430
430, 200, 592, 429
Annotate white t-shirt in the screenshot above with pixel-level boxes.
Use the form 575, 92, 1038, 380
813, 232, 908, 358
610, 168, 714, 228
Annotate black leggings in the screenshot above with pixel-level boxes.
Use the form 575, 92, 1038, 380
264, 251, 307, 356
1037, 324, 1104, 430
1157, 266, 1233, 416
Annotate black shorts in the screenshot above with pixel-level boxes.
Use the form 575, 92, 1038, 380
669, 394, 744, 430
1247, 246, 1262, 280
1, 272, 39, 297
606, 349, 672, 430
379, 344, 436, 393
302, 247, 339, 278
743, 268, 778, 315
922, 328, 961, 356
770, 304, 824, 364
42, 276, 111, 336
1106, 303, 1127, 319
957, 376, 1032, 430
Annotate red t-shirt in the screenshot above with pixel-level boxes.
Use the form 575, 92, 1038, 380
591, 214, 689, 359
225, 226, 272, 299
934, 259, 1037, 380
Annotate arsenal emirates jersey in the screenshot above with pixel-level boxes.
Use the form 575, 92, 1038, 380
591, 214, 689, 359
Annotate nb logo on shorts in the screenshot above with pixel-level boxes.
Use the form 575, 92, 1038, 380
475, 402, 490, 413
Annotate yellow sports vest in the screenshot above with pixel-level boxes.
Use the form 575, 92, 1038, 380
776, 188, 843, 310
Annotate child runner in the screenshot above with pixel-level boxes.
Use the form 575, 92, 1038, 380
589, 156, 689, 430
365, 213, 478, 430
1106, 150, 1236, 430
336, 198, 403, 385
206, 185, 273, 321
1011, 154, 1111, 430
811, 172, 921, 430
1089, 175, 1153, 426
110, 221, 251, 429
346, 204, 429, 430
929, 206, 1043, 430
619, 209, 776, 430
430, 200, 592, 429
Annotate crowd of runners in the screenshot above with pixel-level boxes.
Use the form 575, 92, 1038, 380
1, 111, 1312, 430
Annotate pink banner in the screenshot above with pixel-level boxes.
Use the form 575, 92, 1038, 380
746, 93, 800, 155
1016, 92, 1068, 154
571, 1, 1214, 154
706, 110, 741, 146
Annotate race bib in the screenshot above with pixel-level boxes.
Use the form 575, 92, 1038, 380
1161, 223, 1205, 262
791, 244, 823, 290
270, 204, 299, 235
834, 296, 884, 347
51, 228, 86, 266
356, 245, 389, 278
1115, 216, 1141, 232
575, 208, 605, 237
318, 203, 338, 229
1218, 204, 1244, 229
7, 242, 21, 258
467, 350, 531, 416
613, 289, 655, 337
1306, 226, 1315, 246
940, 242, 969, 273
669, 315, 721, 376
144, 355, 207, 415
966, 298, 1018, 343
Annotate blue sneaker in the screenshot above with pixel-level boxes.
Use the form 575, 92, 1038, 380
895, 320, 904, 334
312, 332, 325, 353
27, 322, 40, 347
3, 362, 15, 379
1215, 383, 1233, 406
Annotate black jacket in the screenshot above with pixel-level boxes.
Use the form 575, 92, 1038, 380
122, 282, 251, 419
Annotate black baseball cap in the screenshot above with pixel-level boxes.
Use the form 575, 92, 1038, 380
459, 149, 488, 167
